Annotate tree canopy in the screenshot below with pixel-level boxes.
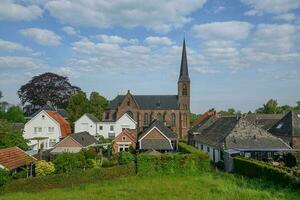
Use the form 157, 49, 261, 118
89, 92, 108, 121
4, 106, 25, 123
18, 72, 80, 113
255, 99, 300, 114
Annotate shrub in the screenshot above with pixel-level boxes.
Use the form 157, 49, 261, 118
86, 159, 101, 169
284, 153, 297, 168
80, 148, 98, 160
36, 161, 55, 177
11, 170, 27, 179
178, 142, 209, 159
0, 168, 10, 187
52, 152, 85, 173
233, 157, 300, 188
102, 159, 118, 168
2, 164, 136, 193
118, 152, 134, 165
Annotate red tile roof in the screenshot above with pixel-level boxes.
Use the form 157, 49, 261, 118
113, 129, 137, 143
46, 110, 71, 137
193, 111, 219, 126
0, 147, 36, 171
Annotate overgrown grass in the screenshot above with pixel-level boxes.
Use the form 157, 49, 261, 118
1, 172, 300, 200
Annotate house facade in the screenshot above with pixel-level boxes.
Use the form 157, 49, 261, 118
112, 129, 137, 153
74, 113, 100, 136
23, 110, 71, 151
103, 40, 190, 139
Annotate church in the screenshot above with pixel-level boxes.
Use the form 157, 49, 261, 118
103, 39, 191, 138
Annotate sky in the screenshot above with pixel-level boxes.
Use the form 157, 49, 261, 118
0, 0, 300, 114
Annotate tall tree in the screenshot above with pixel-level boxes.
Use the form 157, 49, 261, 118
18, 72, 80, 112
295, 101, 300, 111
256, 99, 281, 114
89, 92, 108, 121
67, 91, 91, 123
4, 106, 25, 123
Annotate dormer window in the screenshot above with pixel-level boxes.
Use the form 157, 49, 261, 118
276, 123, 283, 129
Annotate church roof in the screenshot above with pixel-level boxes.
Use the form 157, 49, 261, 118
107, 95, 180, 110
178, 38, 190, 82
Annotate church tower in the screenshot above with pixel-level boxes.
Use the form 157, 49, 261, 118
178, 38, 190, 138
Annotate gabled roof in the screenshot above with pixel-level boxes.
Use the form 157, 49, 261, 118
0, 147, 36, 170
85, 113, 100, 123
113, 129, 137, 143
46, 110, 71, 137
178, 38, 190, 82
30, 105, 68, 119
107, 95, 179, 110
138, 119, 177, 140
69, 131, 98, 147
189, 115, 219, 134
245, 113, 284, 130
269, 110, 300, 136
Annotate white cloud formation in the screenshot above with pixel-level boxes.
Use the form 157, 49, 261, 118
191, 66, 220, 74
144, 36, 174, 46
96, 34, 138, 44
273, 13, 297, 21
242, 0, 300, 15
20, 28, 62, 46
0, 56, 41, 70
191, 21, 253, 41
61, 26, 79, 36
0, 0, 43, 21
0, 39, 32, 52
44, 0, 207, 33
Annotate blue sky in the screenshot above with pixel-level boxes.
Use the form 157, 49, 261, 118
0, 0, 300, 113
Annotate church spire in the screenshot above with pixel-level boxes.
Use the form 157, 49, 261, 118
178, 38, 190, 82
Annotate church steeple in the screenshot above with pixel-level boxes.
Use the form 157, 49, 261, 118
178, 38, 190, 82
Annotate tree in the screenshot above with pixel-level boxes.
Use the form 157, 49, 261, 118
52, 152, 85, 173
190, 113, 199, 125
67, 91, 91, 123
18, 72, 80, 112
256, 99, 281, 114
4, 106, 25, 123
89, 92, 108, 121
0, 119, 28, 150
295, 101, 300, 111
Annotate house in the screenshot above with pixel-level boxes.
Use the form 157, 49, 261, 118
269, 110, 300, 148
189, 116, 291, 164
103, 39, 191, 138
23, 109, 71, 151
74, 113, 100, 136
50, 131, 98, 154
138, 119, 178, 152
98, 113, 137, 138
0, 147, 36, 176
112, 129, 137, 153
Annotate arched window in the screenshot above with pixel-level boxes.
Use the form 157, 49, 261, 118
171, 113, 176, 126
144, 113, 149, 126
182, 113, 187, 128
126, 111, 134, 119
182, 84, 187, 96
127, 100, 130, 106
157, 113, 162, 121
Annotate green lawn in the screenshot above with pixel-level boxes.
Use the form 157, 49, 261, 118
1, 172, 300, 200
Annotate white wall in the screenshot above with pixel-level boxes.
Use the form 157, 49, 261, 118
23, 110, 61, 151
74, 115, 97, 135
195, 141, 221, 163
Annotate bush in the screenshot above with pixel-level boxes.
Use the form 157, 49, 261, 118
53, 152, 86, 173
102, 159, 118, 168
2, 164, 136, 193
0, 168, 10, 187
86, 159, 101, 169
80, 148, 98, 160
118, 152, 134, 165
36, 161, 55, 177
11, 170, 27, 179
178, 142, 209, 159
233, 157, 300, 188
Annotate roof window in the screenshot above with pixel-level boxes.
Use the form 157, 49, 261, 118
276, 123, 283, 129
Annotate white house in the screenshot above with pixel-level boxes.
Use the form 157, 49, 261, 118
74, 113, 100, 136
23, 110, 71, 151
97, 113, 137, 138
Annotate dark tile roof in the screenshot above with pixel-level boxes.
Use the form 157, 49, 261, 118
138, 119, 177, 140
188, 115, 219, 134
85, 113, 100, 123
245, 114, 283, 130
107, 95, 179, 110
30, 105, 68, 119
269, 110, 300, 137
140, 139, 173, 150
70, 132, 98, 147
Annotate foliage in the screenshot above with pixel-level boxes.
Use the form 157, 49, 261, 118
18, 72, 80, 112
0, 119, 28, 150
67, 91, 91, 123
80, 148, 97, 160
178, 142, 209, 160
2, 164, 135, 193
118, 152, 134, 165
102, 159, 118, 168
284, 153, 297, 168
36, 161, 55, 177
11, 170, 27, 180
52, 152, 86, 173
86, 159, 101, 169
98, 135, 112, 144
190, 113, 199, 126
255, 99, 300, 114
233, 157, 300, 188
89, 92, 108, 121
2, 106, 25, 123
0, 168, 10, 187
219, 108, 241, 116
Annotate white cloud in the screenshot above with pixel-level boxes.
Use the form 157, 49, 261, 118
144, 36, 174, 46
0, 0, 43, 21
96, 34, 138, 44
273, 13, 297, 21
191, 21, 253, 41
20, 28, 62, 46
44, 0, 207, 33
0, 56, 41, 70
61, 26, 79, 36
191, 66, 220, 74
0, 39, 32, 52
242, 0, 300, 15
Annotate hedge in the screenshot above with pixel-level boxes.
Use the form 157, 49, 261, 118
137, 143, 210, 176
2, 163, 136, 193
233, 157, 300, 188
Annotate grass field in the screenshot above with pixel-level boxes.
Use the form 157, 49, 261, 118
1, 172, 300, 200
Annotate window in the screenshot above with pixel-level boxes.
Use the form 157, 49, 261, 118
144, 113, 149, 126
171, 113, 176, 126
48, 127, 54, 133
182, 113, 187, 128
34, 127, 42, 133
182, 84, 187, 96
118, 144, 129, 152
99, 126, 103, 130
108, 132, 115, 138
110, 125, 114, 131
207, 147, 210, 152
276, 123, 283, 129
49, 139, 57, 147
122, 136, 126, 141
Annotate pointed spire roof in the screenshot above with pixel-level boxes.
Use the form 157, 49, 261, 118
178, 38, 190, 82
